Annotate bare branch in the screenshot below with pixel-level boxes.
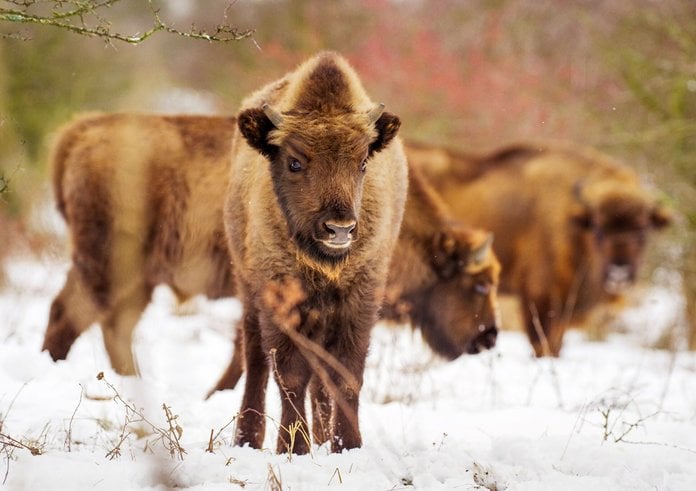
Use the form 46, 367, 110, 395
0, 431, 42, 456
97, 372, 187, 461
0, 0, 254, 44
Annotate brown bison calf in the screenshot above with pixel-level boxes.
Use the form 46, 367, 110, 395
226, 52, 408, 454
43, 114, 237, 375
408, 141, 671, 357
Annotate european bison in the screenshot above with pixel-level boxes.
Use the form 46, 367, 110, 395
208, 163, 500, 395
43, 113, 237, 375
407, 141, 671, 357
42, 114, 499, 379
226, 52, 409, 454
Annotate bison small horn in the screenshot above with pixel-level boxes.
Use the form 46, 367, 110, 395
262, 104, 284, 127
470, 233, 493, 265
367, 103, 385, 124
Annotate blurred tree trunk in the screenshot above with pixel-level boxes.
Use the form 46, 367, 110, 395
687, 249, 696, 350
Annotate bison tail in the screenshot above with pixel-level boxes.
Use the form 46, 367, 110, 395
49, 127, 75, 219
49, 114, 102, 219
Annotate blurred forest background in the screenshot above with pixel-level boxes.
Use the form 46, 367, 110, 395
0, 0, 694, 348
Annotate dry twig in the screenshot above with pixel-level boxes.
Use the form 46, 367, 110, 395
97, 371, 186, 460
0, 0, 254, 44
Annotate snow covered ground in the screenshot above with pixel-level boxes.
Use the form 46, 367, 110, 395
1, 257, 695, 490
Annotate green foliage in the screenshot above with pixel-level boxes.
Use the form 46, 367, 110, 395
601, 2, 696, 347
3, 29, 133, 164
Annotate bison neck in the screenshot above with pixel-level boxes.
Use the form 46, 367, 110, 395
383, 176, 448, 320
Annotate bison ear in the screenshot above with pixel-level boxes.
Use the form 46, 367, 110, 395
650, 204, 672, 229
432, 231, 458, 279
369, 111, 401, 155
237, 107, 278, 159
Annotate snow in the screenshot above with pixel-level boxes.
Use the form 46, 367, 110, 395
1, 258, 695, 490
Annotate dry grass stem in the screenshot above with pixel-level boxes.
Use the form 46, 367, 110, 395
64, 384, 83, 452
97, 372, 186, 460
266, 463, 283, 491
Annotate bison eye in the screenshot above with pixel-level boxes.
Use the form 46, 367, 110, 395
360, 158, 368, 173
288, 158, 303, 172
474, 282, 490, 296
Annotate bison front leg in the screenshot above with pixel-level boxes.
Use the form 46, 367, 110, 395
326, 328, 370, 452
309, 375, 332, 446
42, 268, 99, 361
234, 308, 269, 450
270, 344, 312, 455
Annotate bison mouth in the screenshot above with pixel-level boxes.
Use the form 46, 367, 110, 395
314, 237, 353, 260
417, 307, 498, 360
303, 219, 356, 263
319, 236, 353, 249
466, 324, 498, 354
603, 264, 634, 295
292, 230, 352, 266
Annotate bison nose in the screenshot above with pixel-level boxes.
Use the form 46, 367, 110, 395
323, 220, 356, 246
604, 264, 633, 295
467, 324, 498, 354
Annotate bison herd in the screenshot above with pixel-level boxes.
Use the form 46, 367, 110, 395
41, 52, 670, 454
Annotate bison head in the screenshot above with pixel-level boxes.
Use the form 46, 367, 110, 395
571, 181, 671, 296
238, 103, 400, 266
413, 229, 501, 359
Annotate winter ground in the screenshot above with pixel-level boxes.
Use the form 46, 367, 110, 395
1, 257, 695, 490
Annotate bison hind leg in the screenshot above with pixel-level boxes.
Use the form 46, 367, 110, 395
42, 268, 99, 361
100, 285, 152, 376
206, 326, 245, 399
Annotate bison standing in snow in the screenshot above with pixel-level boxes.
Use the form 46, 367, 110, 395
43, 113, 237, 375
226, 52, 409, 453
408, 141, 671, 357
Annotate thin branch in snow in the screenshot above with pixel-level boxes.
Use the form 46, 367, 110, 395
64, 384, 83, 452
97, 372, 186, 460
266, 463, 283, 491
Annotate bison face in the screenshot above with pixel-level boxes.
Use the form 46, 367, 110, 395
572, 187, 671, 296
417, 230, 501, 359
238, 104, 400, 266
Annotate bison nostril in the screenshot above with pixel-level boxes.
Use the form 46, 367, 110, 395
323, 222, 336, 237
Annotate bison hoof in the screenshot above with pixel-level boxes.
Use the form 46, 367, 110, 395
467, 325, 498, 354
